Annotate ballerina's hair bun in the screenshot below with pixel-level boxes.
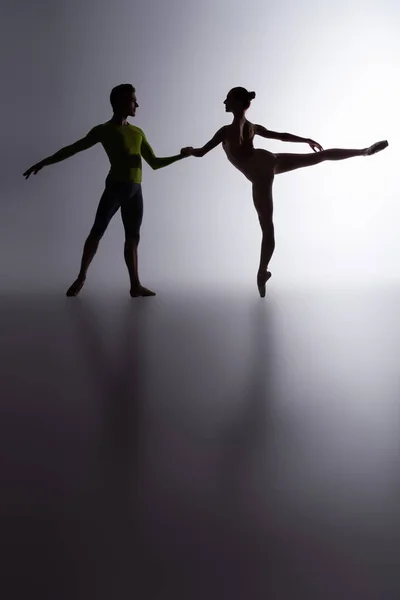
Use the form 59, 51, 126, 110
248, 91, 256, 100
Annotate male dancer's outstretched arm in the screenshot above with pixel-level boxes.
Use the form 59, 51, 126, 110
254, 124, 323, 153
140, 133, 188, 169
23, 128, 100, 178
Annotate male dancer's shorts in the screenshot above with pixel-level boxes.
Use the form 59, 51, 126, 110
90, 175, 144, 240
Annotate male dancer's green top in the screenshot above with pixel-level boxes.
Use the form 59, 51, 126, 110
44, 122, 181, 182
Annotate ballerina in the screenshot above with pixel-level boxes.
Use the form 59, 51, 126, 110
181, 86, 388, 297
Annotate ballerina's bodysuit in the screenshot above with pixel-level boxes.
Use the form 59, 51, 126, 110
222, 121, 258, 180
222, 121, 275, 184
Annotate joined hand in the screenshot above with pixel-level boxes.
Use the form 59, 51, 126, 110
180, 147, 194, 157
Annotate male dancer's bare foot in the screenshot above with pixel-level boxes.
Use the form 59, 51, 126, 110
130, 285, 156, 298
257, 271, 272, 298
66, 277, 86, 297
364, 140, 388, 156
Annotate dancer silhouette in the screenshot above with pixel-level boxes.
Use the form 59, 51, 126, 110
181, 87, 388, 297
23, 84, 189, 297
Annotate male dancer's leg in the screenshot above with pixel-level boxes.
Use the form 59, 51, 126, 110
121, 185, 156, 297
66, 179, 120, 297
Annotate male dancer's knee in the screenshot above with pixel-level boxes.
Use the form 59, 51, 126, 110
125, 233, 140, 248
89, 225, 106, 243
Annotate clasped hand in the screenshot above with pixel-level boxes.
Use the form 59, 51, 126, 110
180, 147, 194, 157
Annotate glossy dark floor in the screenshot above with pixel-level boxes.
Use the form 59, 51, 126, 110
2, 284, 400, 599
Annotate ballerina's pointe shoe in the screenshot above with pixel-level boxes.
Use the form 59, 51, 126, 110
257, 271, 272, 298
365, 140, 389, 156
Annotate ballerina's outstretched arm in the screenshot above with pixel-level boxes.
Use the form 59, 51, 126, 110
254, 124, 323, 153
181, 127, 227, 158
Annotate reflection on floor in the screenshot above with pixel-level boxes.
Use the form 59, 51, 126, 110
2, 284, 400, 599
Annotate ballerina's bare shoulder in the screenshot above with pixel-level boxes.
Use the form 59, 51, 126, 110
222, 121, 256, 160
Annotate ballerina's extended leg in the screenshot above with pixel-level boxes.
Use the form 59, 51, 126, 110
274, 140, 388, 175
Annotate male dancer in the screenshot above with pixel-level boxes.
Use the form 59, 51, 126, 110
23, 84, 187, 297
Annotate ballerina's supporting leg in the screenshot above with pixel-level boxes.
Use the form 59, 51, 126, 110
274, 140, 388, 175
252, 184, 275, 298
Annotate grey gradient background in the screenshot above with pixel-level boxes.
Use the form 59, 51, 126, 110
2, 1, 400, 599
1, 0, 398, 291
